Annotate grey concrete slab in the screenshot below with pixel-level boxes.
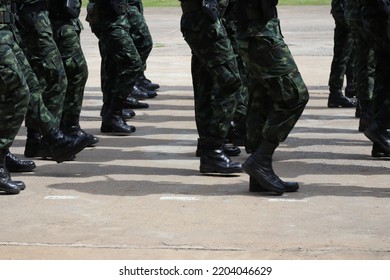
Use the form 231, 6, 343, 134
1, 6, 390, 260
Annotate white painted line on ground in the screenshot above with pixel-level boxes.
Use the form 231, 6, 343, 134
44, 196, 80, 200
160, 196, 199, 201
269, 198, 308, 202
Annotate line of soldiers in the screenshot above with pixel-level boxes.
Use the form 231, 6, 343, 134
329, 0, 390, 158
179, 0, 309, 195
1, 0, 159, 194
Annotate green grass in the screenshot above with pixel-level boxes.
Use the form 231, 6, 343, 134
142, 0, 330, 7
83, 0, 330, 8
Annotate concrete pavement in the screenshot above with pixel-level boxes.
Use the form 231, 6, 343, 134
1, 6, 390, 260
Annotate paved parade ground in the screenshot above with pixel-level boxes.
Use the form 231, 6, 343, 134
1, 6, 390, 260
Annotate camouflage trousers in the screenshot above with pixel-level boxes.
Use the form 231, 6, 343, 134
12, 27, 57, 134
328, 12, 355, 90
238, 18, 309, 152
127, 4, 153, 72
347, 19, 375, 103
91, 14, 143, 108
180, 9, 242, 143
222, 1, 248, 121
51, 18, 88, 124
0, 27, 29, 149
18, 10, 67, 127
359, 0, 390, 127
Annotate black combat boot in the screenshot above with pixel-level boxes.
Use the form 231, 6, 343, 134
242, 140, 286, 195
0, 149, 23, 194
61, 117, 99, 147
41, 128, 91, 163
137, 73, 160, 91
199, 140, 242, 174
249, 176, 299, 193
131, 85, 153, 100
6, 149, 36, 172
196, 138, 241, 157
371, 142, 390, 158
101, 100, 136, 135
122, 109, 136, 120
364, 122, 390, 154
24, 128, 43, 158
133, 85, 157, 99
327, 88, 356, 108
124, 96, 149, 109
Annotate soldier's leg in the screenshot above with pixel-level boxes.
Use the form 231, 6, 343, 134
17, 8, 67, 126
223, 4, 248, 147
180, 7, 242, 173
327, 13, 356, 108
241, 18, 308, 194
353, 27, 375, 131
364, 49, 390, 154
0, 31, 30, 194
128, 2, 159, 91
98, 16, 142, 135
51, 18, 98, 146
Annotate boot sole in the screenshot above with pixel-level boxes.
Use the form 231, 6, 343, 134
199, 165, 243, 174
327, 103, 356, 108
0, 186, 20, 194
100, 131, 135, 136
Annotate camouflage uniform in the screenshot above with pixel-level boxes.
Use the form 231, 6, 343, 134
236, 1, 309, 152
359, 0, 390, 127
87, 0, 140, 133
344, 0, 374, 104
0, 1, 29, 150
356, 0, 390, 156
344, 0, 375, 131
126, 0, 152, 74
0, 0, 29, 194
328, 0, 355, 94
179, 0, 241, 144
236, 0, 308, 194
16, 0, 67, 126
48, 0, 88, 126
15, 30, 57, 134
220, 0, 248, 130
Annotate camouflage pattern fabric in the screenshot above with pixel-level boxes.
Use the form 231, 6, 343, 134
344, 0, 374, 103
88, 1, 143, 111
0, 25, 29, 149
50, 17, 88, 124
237, 17, 309, 152
14, 33, 57, 134
17, 2, 67, 127
180, 6, 241, 142
358, 0, 390, 127
221, 0, 248, 121
328, 0, 355, 90
127, 1, 152, 72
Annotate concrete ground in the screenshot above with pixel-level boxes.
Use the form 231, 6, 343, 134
1, 6, 390, 260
